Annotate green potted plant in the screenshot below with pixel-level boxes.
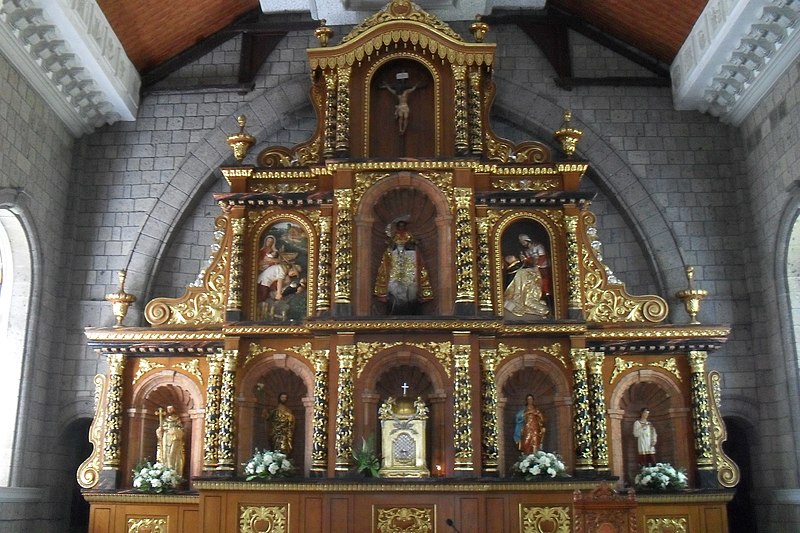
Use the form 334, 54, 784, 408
352, 435, 381, 478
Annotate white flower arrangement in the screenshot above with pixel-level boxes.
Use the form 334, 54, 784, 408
132, 461, 183, 493
513, 450, 567, 479
634, 462, 688, 491
243, 449, 294, 481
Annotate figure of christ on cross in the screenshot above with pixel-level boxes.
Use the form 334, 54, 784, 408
381, 81, 418, 135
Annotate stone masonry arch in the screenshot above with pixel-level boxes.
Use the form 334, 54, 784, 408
491, 77, 687, 316
124, 74, 315, 317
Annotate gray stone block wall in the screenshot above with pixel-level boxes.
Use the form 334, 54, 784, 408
0, 52, 77, 530
736, 60, 800, 530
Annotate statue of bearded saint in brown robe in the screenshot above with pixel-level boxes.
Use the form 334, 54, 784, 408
268, 392, 296, 455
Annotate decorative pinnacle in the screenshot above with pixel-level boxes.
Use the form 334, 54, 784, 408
470, 15, 489, 43
676, 265, 708, 325
105, 270, 137, 327
315, 19, 334, 47
554, 110, 582, 157
226, 115, 256, 163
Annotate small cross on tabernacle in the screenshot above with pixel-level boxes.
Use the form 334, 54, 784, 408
401, 382, 409, 396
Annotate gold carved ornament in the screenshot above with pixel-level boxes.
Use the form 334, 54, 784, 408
77, 374, 107, 488
239, 504, 288, 533
580, 211, 668, 323
132, 358, 165, 385
256, 137, 322, 168
145, 216, 229, 327
454, 187, 475, 302
453, 344, 473, 468
520, 505, 571, 533
376, 506, 434, 533
453, 64, 468, 153
174, 358, 204, 385
333, 189, 353, 304
355, 341, 453, 379
649, 357, 682, 382
709, 371, 740, 487
480, 348, 499, 468
609, 357, 643, 384
341, 0, 463, 44
646, 516, 687, 533
468, 67, 484, 154
128, 517, 168, 533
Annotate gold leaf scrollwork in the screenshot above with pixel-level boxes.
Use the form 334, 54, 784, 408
376, 507, 434, 533
239, 505, 288, 533
537, 342, 566, 367
709, 371, 740, 487
341, 0, 463, 43
610, 357, 642, 384
128, 517, 168, 533
646, 516, 687, 533
580, 212, 668, 323
145, 216, 228, 327
246, 342, 277, 366
520, 505, 571, 533
77, 374, 107, 488
132, 358, 165, 385
492, 178, 558, 191
174, 359, 204, 385
251, 181, 317, 193
648, 357, 682, 382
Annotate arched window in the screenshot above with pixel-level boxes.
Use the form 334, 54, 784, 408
788, 213, 800, 363
0, 207, 33, 486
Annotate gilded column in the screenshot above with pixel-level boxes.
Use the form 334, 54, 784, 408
227, 216, 245, 313
335, 344, 356, 471
454, 188, 475, 306
587, 352, 609, 471
453, 344, 473, 471
204, 353, 224, 468
324, 70, 337, 158
333, 189, 353, 305
468, 68, 483, 154
335, 67, 351, 155
689, 351, 714, 469
452, 65, 468, 154
571, 348, 593, 471
315, 215, 332, 313
102, 353, 125, 469
476, 216, 493, 313
217, 349, 238, 471
480, 348, 499, 473
311, 349, 330, 473
565, 215, 582, 313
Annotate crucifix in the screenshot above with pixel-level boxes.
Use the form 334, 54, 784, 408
381, 71, 418, 135
401, 382, 409, 396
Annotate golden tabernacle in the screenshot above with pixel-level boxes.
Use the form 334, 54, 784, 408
79, 2, 738, 532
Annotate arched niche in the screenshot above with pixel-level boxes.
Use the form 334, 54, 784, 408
608, 370, 690, 486
367, 57, 437, 158
127, 370, 203, 486
496, 352, 572, 475
238, 354, 314, 475
357, 347, 449, 474
354, 172, 454, 316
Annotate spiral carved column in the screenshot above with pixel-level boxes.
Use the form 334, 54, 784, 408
102, 353, 125, 470
203, 353, 224, 469
571, 348, 593, 471
453, 344, 474, 472
311, 349, 330, 473
480, 348, 499, 473
335, 345, 356, 472
217, 350, 238, 472
587, 352, 609, 471
689, 350, 715, 484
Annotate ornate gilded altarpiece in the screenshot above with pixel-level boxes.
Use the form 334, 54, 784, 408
81, 2, 738, 532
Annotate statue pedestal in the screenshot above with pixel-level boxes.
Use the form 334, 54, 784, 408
379, 396, 430, 478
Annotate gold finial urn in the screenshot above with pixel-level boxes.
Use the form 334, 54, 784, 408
226, 115, 256, 162
553, 110, 583, 157
105, 270, 137, 327
676, 266, 708, 325
315, 19, 333, 47
470, 15, 489, 43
